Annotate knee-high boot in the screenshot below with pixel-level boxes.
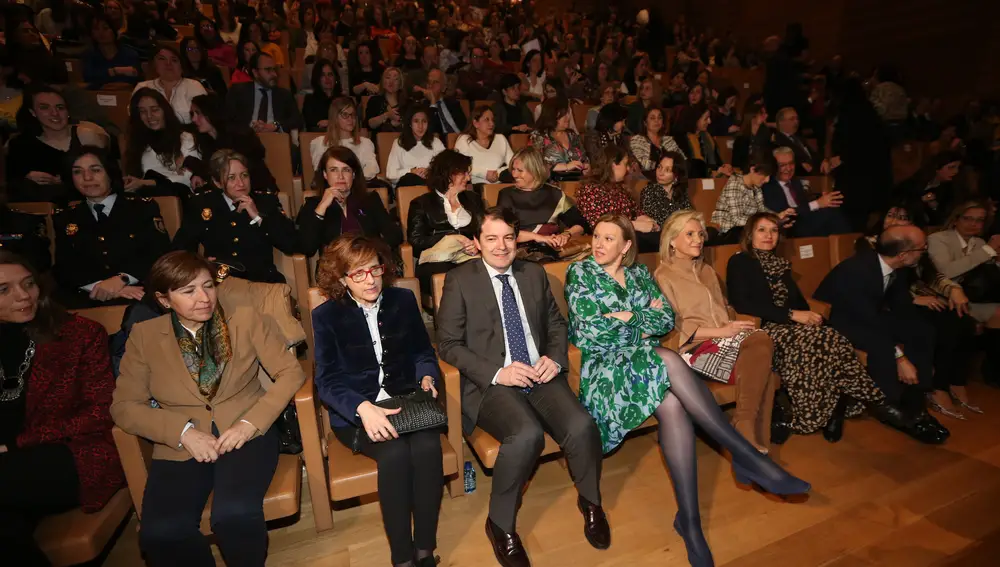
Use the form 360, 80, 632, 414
731, 333, 775, 453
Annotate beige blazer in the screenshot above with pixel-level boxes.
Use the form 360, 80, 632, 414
927, 229, 996, 280
111, 292, 306, 461
655, 256, 732, 351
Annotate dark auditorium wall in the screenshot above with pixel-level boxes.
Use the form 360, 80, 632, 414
613, 0, 998, 105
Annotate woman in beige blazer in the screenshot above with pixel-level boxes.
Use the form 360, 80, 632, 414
112, 251, 305, 567
653, 210, 781, 454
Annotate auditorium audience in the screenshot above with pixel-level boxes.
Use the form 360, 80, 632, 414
195, 17, 237, 70
731, 101, 771, 172
625, 78, 657, 134
0, 251, 124, 566
406, 150, 485, 292
310, 97, 381, 183
654, 210, 781, 453
348, 41, 384, 98
710, 149, 778, 244
639, 153, 693, 225
386, 104, 447, 187
585, 82, 619, 132
520, 49, 546, 101
762, 147, 851, 237
302, 59, 340, 132
231, 39, 259, 84
132, 45, 208, 125
895, 151, 963, 226
576, 146, 659, 253
566, 213, 808, 567
629, 106, 685, 178
124, 88, 203, 196
394, 34, 422, 71
423, 68, 468, 136
180, 37, 229, 97
82, 15, 141, 90
113, 250, 305, 567
586, 102, 628, 159
489, 73, 534, 136
190, 93, 278, 193
225, 52, 304, 133
172, 149, 300, 283
496, 147, 587, 262
53, 146, 169, 308
531, 98, 588, 180
727, 212, 886, 442
239, 20, 285, 68
455, 105, 514, 184
364, 66, 407, 135
814, 225, 950, 444
676, 105, 734, 179
7, 85, 109, 203
312, 234, 443, 567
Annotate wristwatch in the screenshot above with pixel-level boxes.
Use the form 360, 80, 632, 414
118, 273, 130, 285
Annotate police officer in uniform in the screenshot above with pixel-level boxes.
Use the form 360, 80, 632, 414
0, 201, 52, 272
52, 146, 171, 308
171, 149, 300, 283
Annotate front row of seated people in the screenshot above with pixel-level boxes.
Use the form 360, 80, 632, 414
2, 189, 987, 566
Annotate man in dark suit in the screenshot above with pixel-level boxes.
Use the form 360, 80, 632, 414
226, 52, 304, 134
762, 146, 852, 237
423, 68, 467, 136
773, 107, 826, 176
171, 149, 300, 284
437, 208, 609, 567
814, 225, 950, 444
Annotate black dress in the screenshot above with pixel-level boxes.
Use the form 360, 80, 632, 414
496, 183, 588, 262
6, 126, 85, 204
364, 94, 404, 135
302, 91, 335, 132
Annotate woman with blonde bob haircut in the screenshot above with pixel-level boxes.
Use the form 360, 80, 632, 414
312, 235, 444, 567
309, 96, 381, 183
497, 146, 588, 262
567, 212, 809, 567
654, 209, 782, 453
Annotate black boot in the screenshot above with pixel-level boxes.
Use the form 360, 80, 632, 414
822, 396, 847, 443
770, 389, 792, 445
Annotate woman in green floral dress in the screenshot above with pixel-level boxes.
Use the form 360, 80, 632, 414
565, 213, 811, 567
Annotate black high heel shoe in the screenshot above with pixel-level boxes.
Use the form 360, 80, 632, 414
822, 396, 847, 443
770, 391, 792, 445
672, 514, 715, 567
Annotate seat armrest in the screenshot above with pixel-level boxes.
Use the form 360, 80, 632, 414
111, 425, 153, 519
401, 243, 415, 278
293, 368, 334, 531
808, 298, 831, 318
567, 344, 582, 394
437, 357, 465, 497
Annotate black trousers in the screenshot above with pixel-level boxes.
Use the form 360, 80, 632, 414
333, 427, 443, 564
139, 425, 279, 567
396, 172, 429, 188
476, 377, 602, 533
415, 261, 458, 297
0, 443, 80, 567
916, 305, 977, 391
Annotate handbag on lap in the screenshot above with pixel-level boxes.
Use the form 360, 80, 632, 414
350, 389, 447, 453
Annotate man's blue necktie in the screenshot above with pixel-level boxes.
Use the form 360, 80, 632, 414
497, 274, 532, 393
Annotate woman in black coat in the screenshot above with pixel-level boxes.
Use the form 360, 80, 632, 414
406, 150, 486, 293
297, 146, 401, 258
302, 58, 340, 132
190, 93, 278, 193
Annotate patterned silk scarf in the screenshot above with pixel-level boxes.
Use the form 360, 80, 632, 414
753, 249, 792, 308
171, 304, 232, 399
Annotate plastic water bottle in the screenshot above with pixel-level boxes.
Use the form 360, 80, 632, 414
463, 461, 476, 494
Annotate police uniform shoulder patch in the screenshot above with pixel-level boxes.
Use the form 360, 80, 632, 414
65, 223, 79, 236
214, 263, 231, 283
142, 197, 153, 202
201, 207, 213, 221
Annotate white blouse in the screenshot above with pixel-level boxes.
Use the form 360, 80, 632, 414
385, 136, 445, 185
140, 132, 200, 187
437, 191, 472, 229
454, 134, 513, 184
310, 135, 380, 180
132, 78, 207, 124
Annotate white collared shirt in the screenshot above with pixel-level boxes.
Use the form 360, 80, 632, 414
350, 292, 391, 401
438, 191, 472, 229
779, 180, 820, 211
87, 192, 118, 221
483, 260, 542, 384
877, 254, 894, 291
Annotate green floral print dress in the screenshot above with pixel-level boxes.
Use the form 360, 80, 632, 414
566, 256, 676, 453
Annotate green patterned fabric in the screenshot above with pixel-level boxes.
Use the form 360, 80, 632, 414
171, 304, 232, 400
566, 255, 675, 453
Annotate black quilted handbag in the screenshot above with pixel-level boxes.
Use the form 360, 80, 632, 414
351, 390, 447, 452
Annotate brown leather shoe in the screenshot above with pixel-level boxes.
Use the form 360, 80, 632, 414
485, 518, 531, 567
578, 496, 611, 549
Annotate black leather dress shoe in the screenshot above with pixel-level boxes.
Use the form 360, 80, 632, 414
870, 402, 909, 429
913, 412, 950, 443
578, 496, 611, 550
485, 518, 531, 567
823, 396, 847, 443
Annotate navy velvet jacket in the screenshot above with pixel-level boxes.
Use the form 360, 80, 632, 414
313, 287, 440, 428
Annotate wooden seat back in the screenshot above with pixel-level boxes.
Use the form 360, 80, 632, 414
376, 132, 400, 178
689, 178, 722, 223
780, 236, 832, 298
258, 132, 297, 214
151, 196, 182, 238
509, 133, 530, 151
483, 183, 514, 207
299, 131, 325, 194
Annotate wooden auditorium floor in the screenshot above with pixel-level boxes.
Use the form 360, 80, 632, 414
104, 383, 1000, 567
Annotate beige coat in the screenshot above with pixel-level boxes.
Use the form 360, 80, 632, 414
655, 256, 732, 351
111, 291, 305, 461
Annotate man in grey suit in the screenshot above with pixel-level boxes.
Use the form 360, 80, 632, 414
437, 207, 609, 567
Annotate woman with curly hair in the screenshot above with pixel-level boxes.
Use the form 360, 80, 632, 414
124, 87, 203, 196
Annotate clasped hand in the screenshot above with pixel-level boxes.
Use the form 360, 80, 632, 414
180, 420, 258, 463
496, 356, 560, 388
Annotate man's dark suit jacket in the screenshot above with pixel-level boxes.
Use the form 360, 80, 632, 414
437, 259, 569, 433
427, 97, 468, 136
773, 131, 818, 176
762, 177, 852, 237
226, 81, 304, 132
762, 177, 811, 216
313, 287, 440, 429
